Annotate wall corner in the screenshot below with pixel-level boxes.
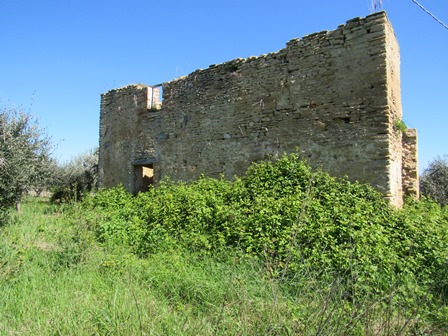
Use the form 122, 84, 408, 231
402, 128, 419, 200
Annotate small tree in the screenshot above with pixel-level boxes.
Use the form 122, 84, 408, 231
0, 104, 54, 213
32, 155, 59, 196
420, 156, 448, 206
51, 149, 99, 203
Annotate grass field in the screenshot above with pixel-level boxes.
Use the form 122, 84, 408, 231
0, 196, 445, 335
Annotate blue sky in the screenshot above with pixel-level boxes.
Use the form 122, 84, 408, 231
0, 0, 446, 171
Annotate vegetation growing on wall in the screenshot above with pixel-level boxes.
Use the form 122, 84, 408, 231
394, 119, 407, 133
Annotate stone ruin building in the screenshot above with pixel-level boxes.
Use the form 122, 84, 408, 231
99, 11, 418, 207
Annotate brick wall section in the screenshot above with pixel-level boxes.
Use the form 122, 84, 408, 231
99, 11, 418, 207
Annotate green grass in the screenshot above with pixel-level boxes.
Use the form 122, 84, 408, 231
0, 198, 292, 335
0, 197, 445, 335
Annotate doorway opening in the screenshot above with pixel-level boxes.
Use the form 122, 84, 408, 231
134, 164, 154, 193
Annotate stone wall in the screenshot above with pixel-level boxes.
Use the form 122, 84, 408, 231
402, 128, 419, 198
99, 11, 418, 207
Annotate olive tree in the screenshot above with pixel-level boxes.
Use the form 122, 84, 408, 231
0, 104, 54, 213
50, 148, 99, 203
420, 156, 448, 206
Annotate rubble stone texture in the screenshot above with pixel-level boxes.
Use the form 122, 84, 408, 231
99, 11, 418, 207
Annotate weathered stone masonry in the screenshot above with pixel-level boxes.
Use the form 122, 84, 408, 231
99, 11, 418, 207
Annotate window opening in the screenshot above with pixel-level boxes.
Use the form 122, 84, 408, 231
148, 84, 163, 111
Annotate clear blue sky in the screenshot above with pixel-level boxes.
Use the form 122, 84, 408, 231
0, 0, 446, 171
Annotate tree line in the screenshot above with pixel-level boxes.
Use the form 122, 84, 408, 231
0, 104, 98, 221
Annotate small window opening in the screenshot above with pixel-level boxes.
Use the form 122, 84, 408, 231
148, 84, 163, 111
134, 164, 154, 193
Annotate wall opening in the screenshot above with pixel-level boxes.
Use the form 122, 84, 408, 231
148, 84, 163, 111
134, 164, 154, 193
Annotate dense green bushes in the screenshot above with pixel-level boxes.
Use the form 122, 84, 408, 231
83, 153, 448, 327
8, 198, 431, 335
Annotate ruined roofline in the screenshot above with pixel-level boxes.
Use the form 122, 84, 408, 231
100, 83, 150, 98
164, 11, 389, 84
102, 11, 390, 94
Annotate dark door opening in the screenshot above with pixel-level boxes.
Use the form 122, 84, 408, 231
134, 164, 154, 193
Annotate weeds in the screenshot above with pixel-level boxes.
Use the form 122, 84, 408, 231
0, 155, 447, 334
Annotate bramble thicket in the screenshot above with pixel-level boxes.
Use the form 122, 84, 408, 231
83, 154, 448, 328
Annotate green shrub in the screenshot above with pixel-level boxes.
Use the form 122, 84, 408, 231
395, 198, 448, 301
83, 153, 448, 323
394, 119, 407, 133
